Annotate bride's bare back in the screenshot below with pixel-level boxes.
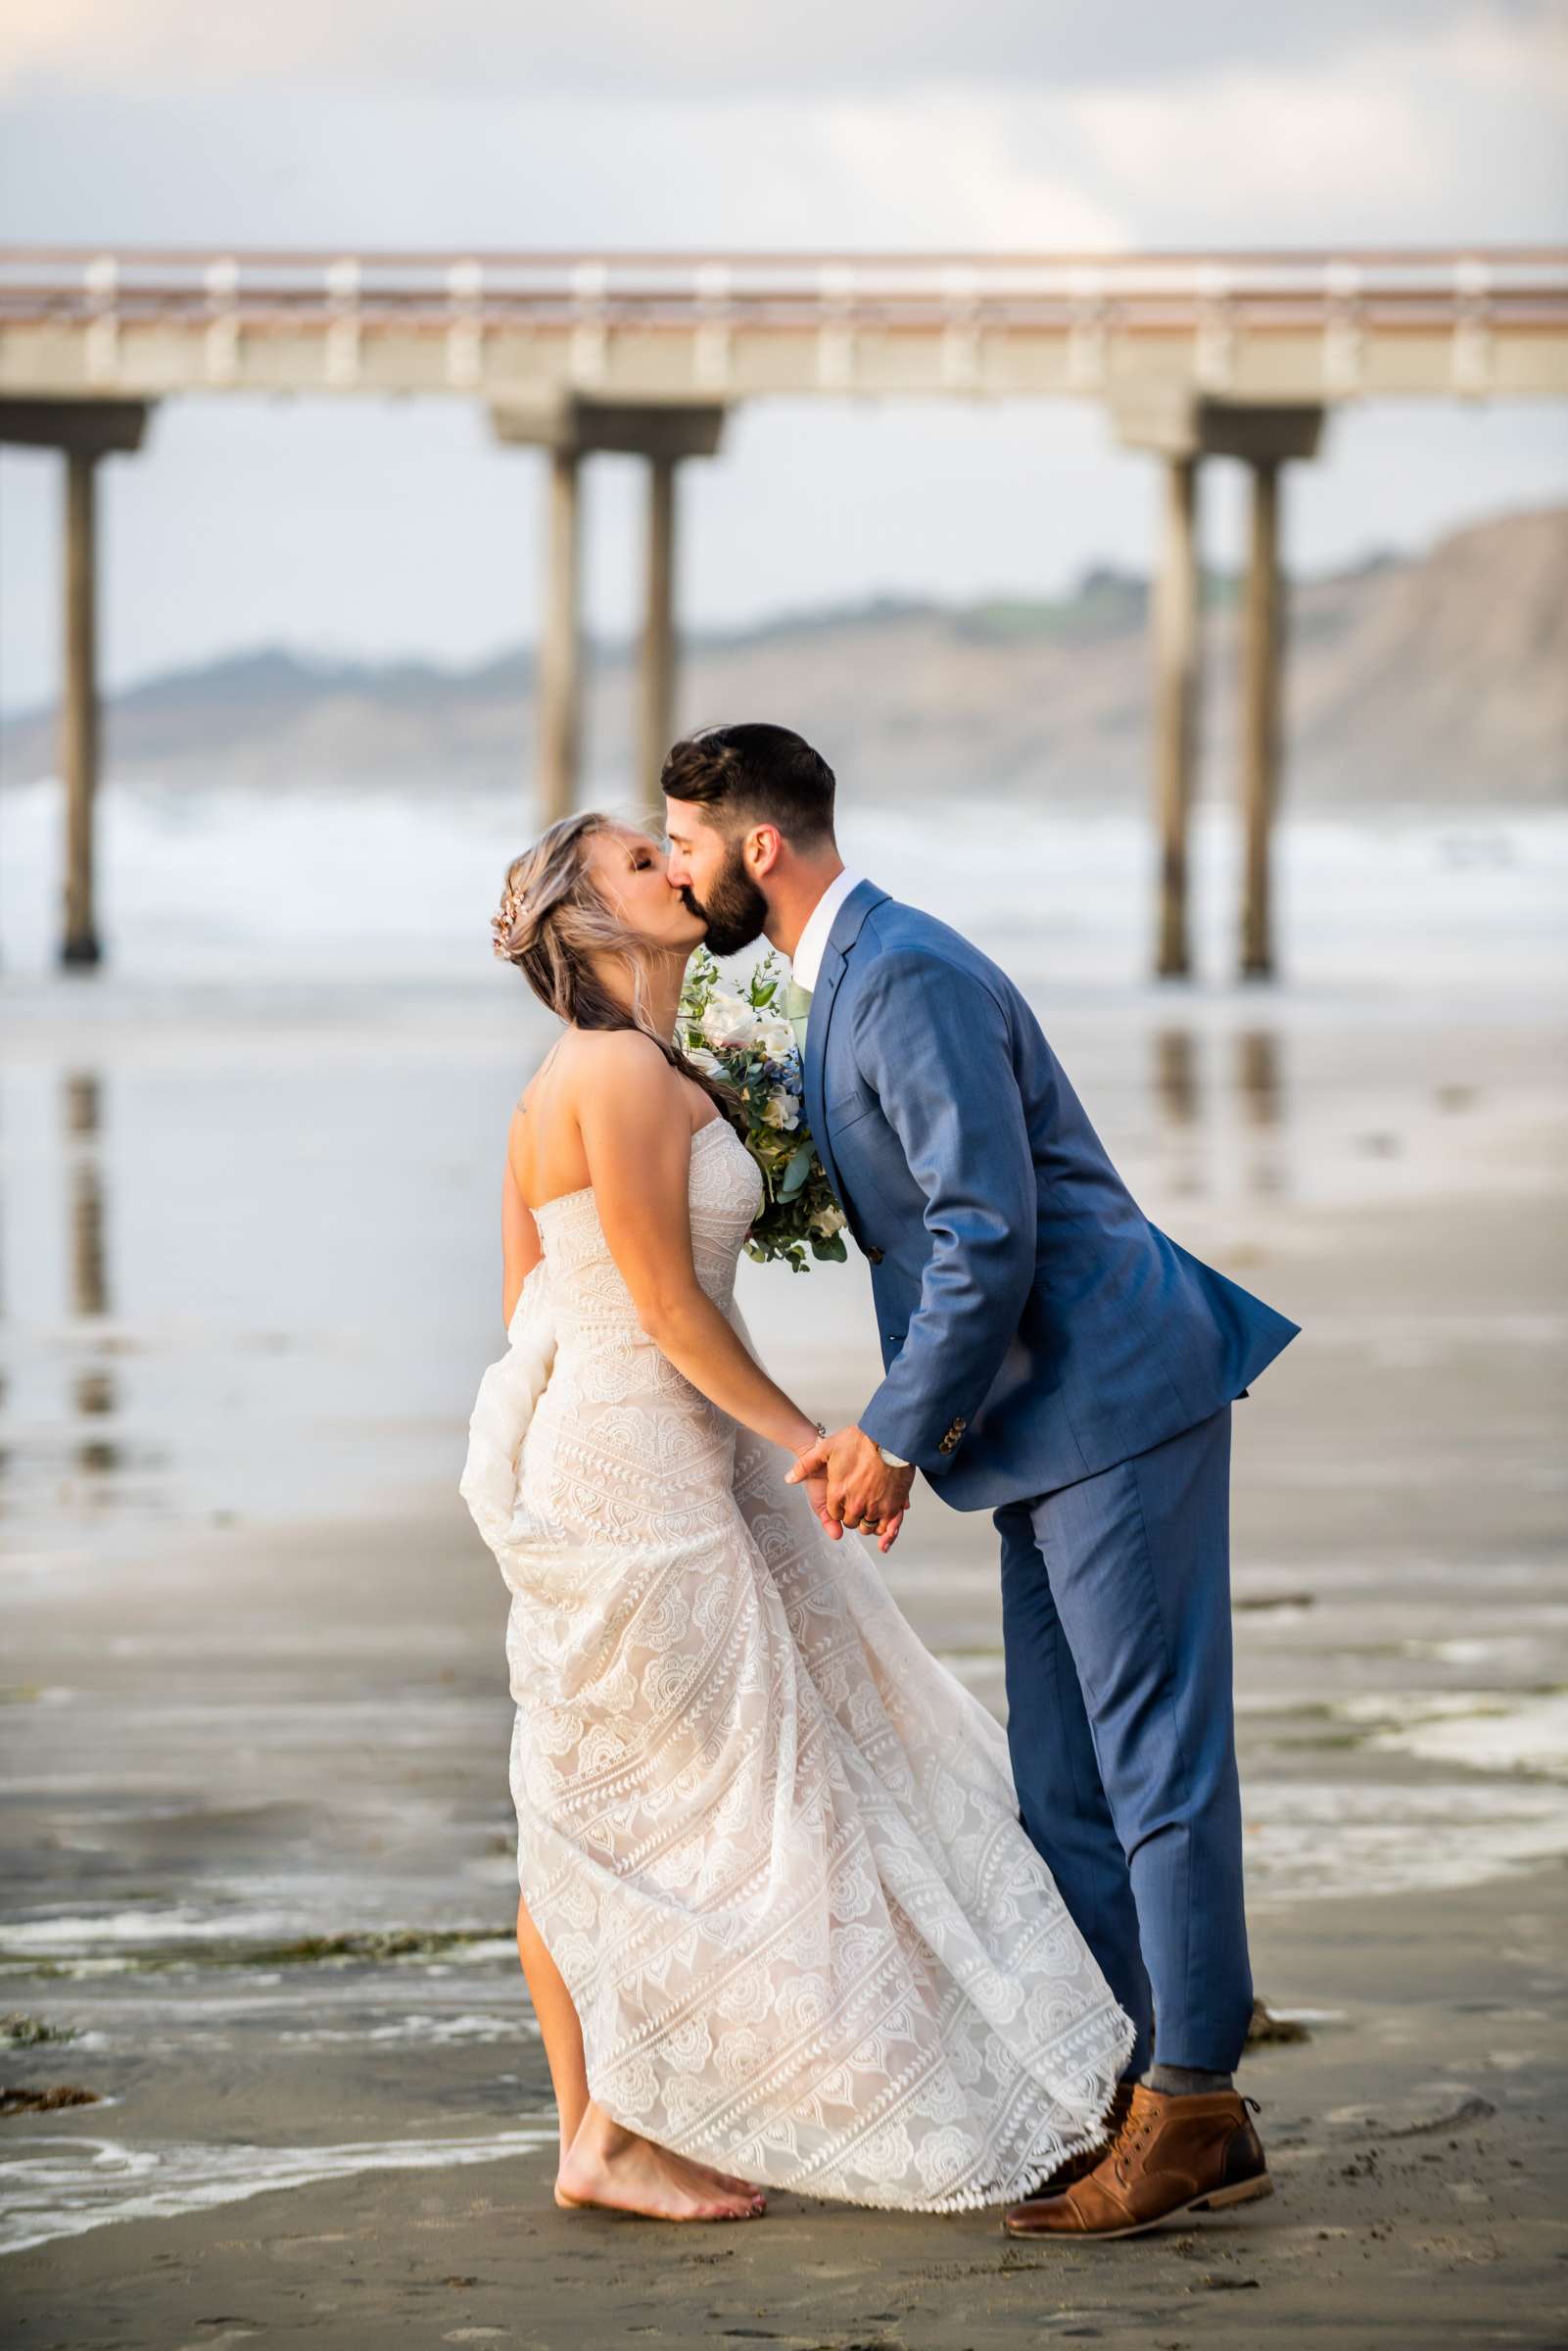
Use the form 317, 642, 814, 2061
508, 1030, 718, 1216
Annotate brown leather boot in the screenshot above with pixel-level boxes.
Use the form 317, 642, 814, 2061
1010, 2081, 1136, 2207
1002, 2083, 1271, 2239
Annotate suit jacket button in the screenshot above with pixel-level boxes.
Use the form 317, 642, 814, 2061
865, 1244, 883, 1264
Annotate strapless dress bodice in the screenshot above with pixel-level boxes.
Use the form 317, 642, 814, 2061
534, 1114, 763, 1333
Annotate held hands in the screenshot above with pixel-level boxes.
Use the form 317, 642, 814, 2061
786, 1426, 915, 1555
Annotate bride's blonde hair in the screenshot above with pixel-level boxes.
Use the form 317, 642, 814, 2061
492, 810, 735, 1116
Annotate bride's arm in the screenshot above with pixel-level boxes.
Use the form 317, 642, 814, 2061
500, 1120, 543, 1326
578, 1032, 827, 1464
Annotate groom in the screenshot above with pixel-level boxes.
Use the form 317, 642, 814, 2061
663, 722, 1299, 2240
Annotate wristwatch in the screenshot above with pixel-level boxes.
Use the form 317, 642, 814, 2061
877, 1444, 911, 1469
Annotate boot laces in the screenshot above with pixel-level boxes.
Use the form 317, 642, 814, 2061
1111, 2101, 1159, 2190
1110, 2089, 1257, 2187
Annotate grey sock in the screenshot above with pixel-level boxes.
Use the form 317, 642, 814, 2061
1144, 2062, 1234, 2097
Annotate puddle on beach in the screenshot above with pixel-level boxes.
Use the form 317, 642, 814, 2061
9, 988, 1544, 1559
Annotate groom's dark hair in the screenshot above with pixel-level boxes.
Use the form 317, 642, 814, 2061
661, 723, 836, 848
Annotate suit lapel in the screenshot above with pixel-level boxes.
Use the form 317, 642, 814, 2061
803, 946, 846, 1212
803, 880, 887, 1215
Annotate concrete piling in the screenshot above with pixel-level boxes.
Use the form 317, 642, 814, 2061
1240, 457, 1284, 980
641, 452, 678, 806
1153, 453, 1202, 981
0, 399, 150, 967
61, 448, 102, 965
538, 448, 583, 829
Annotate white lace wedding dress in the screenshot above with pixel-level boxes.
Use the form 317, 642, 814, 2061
461, 1112, 1132, 2211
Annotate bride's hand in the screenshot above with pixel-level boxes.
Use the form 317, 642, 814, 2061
801, 1465, 840, 1536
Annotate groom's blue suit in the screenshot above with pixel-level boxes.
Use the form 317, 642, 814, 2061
802, 879, 1301, 2074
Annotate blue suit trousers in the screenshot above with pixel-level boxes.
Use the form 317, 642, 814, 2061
994, 1401, 1253, 2076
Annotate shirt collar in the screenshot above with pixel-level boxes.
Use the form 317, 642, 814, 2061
787, 868, 863, 993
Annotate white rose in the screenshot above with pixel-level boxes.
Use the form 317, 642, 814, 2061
762, 1086, 801, 1130
810, 1202, 845, 1236
685, 1045, 725, 1080
753, 1014, 797, 1061
701, 994, 758, 1048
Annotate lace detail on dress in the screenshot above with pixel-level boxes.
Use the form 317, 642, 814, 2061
461, 1112, 1132, 2211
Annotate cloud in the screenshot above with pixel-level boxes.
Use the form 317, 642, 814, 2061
1070, 68, 1442, 234
1063, 11, 1568, 245
808, 94, 1126, 249
1, 0, 1548, 103
3, 22, 1564, 257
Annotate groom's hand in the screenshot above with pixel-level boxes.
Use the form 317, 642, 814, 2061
787, 1426, 914, 1552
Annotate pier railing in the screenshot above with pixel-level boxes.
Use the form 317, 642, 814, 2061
4, 245, 1566, 402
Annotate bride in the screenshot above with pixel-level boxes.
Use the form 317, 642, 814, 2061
460, 810, 1133, 2224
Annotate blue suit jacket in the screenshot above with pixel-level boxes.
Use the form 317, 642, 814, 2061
801, 881, 1301, 1511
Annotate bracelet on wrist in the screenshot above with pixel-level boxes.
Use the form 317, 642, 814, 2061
791, 1420, 828, 1456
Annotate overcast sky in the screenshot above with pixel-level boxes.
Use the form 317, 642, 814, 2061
2, 1, 1566, 712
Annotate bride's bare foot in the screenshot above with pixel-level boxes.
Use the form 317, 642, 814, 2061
555, 2104, 765, 2221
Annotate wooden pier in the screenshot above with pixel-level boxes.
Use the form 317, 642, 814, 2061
4, 244, 1566, 976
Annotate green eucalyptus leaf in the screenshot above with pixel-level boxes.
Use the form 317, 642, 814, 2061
780, 1139, 816, 1199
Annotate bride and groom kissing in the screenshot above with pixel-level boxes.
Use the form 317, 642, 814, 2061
461, 720, 1300, 2235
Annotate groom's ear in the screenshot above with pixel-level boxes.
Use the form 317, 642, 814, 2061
745, 822, 784, 880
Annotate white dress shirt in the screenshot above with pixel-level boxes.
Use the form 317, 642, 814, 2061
787, 867, 865, 993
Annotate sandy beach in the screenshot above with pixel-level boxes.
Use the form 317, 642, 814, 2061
4, 1867, 1563, 2348
3, 801, 1566, 2345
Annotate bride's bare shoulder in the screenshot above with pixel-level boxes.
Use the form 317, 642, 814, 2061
510, 1031, 685, 1206
556, 1028, 684, 1112
559, 1028, 677, 1080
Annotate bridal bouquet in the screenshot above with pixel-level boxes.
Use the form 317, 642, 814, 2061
679, 946, 848, 1272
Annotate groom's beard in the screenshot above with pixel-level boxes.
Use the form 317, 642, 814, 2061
679, 842, 770, 957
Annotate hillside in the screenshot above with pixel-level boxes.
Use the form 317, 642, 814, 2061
2, 504, 1564, 807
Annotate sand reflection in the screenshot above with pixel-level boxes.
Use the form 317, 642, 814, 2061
64, 1069, 121, 1478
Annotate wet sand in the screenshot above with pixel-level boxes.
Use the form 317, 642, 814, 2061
4, 1870, 1564, 2350
4, 1169, 1567, 2345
